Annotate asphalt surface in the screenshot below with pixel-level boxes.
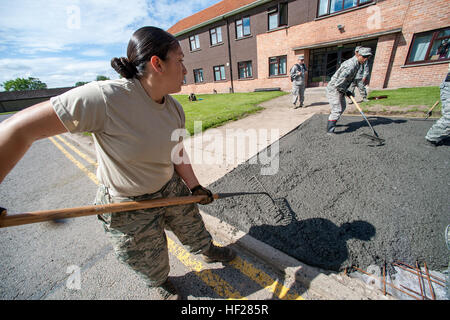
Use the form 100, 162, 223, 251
203, 114, 450, 273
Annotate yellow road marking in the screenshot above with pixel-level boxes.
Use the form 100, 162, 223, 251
229, 256, 303, 300
48, 135, 304, 300
213, 241, 304, 300
55, 135, 97, 167
167, 237, 246, 300
48, 137, 99, 185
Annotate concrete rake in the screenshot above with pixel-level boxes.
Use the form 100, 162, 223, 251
349, 95, 385, 145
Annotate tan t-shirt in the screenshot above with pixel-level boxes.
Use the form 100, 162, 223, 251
51, 78, 185, 196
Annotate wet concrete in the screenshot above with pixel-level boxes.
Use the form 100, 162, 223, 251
203, 114, 450, 272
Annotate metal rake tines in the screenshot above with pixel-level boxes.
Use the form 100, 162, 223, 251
248, 175, 287, 223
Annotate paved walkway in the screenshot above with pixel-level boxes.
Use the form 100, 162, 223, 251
184, 88, 331, 185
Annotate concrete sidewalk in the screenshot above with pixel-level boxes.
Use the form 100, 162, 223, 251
184, 88, 331, 186
63, 88, 392, 299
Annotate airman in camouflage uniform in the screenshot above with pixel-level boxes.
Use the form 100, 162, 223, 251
290, 55, 308, 108
326, 47, 373, 133
95, 173, 214, 288
425, 63, 450, 146
348, 46, 370, 104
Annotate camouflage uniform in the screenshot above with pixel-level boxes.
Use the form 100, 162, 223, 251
95, 172, 213, 287
327, 56, 361, 122
348, 59, 369, 101
425, 64, 450, 144
327, 47, 372, 131
290, 57, 308, 107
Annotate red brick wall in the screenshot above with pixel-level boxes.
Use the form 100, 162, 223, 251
178, 0, 449, 93
385, 0, 450, 87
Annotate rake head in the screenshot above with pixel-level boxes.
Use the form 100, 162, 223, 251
360, 133, 385, 145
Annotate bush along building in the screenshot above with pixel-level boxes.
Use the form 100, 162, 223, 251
167, 0, 450, 94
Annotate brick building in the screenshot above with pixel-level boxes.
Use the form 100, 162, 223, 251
167, 0, 450, 94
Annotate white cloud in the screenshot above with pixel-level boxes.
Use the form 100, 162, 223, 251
81, 49, 108, 57
0, 0, 222, 88
0, 57, 118, 88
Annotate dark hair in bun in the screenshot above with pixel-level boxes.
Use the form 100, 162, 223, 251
111, 26, 179, 79
111, 57, 138, 79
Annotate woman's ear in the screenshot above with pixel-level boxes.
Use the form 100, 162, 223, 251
149, 55, 164, 74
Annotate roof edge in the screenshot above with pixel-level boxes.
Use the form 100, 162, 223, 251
171, 0, 272, 37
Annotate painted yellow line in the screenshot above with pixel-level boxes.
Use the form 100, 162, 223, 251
213, 242, 303, 300
230, 257, 303, 300
48, 137, 99, 185
55, 135, 97, 167
167, 237, 246, 300
48, 136, 303, 300
48, 136, 244, 299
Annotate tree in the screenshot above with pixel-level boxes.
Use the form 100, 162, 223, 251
75, 81, 89, 87
96, 75, 110, 81
1, 77, 47, 91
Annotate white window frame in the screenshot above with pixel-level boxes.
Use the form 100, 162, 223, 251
236, 16, 251, 39
190, 34, 200, 51
213, 65, 226, 81
210, 27, 223, 45
194, 68, 204, 83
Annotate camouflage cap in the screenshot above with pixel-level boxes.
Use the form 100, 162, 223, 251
358, 47, 372, 57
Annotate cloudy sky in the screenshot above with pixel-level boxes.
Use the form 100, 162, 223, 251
0, 0, 221, 90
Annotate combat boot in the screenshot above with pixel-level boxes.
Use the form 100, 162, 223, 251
156, 278, 180, 300
327, 120, 337, 133
202, 244, 236, 263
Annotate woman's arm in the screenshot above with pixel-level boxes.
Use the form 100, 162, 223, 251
0, 100, 68, 183
173, 146, 199, 189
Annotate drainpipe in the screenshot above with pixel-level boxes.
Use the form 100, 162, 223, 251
225, 17, 234, 93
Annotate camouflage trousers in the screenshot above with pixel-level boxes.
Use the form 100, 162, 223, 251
95, 172, 213, 287
348, 78, 367, 99
327, 87, 347, 121
292, 83, 305, 105
426, 81, 450, 143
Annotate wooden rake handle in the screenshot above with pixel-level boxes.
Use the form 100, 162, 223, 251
425, 100, 440, 119
0, 194, 219, 228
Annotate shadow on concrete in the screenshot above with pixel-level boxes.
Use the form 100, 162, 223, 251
248, 197, 376, 272
307, 102, 329, 107
335, 117, 407, 134
181, 197, 376, 300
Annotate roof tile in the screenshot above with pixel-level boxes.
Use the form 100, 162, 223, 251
167, 0, 258, 35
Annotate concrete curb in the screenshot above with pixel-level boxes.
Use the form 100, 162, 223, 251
200, 211, 393, 300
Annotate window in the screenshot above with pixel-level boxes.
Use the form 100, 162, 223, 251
406, 27, 450, 64
190, 35, 200, 51
210, 27, 223, 45
318, 0, 372, 17
269, 56, 287, 76
268, 3, 288, 30
213, 65, 226, 81
194, 68, 204, 83
236, 17, 251, 38
238, 61, 253, 79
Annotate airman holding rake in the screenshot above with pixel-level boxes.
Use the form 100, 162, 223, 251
0, 26, 236, 300
326, 47, 373, 133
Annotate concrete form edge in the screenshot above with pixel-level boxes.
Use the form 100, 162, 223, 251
200, 210, 393, 300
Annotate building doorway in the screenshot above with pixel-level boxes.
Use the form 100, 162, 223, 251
308, 39, 378, 87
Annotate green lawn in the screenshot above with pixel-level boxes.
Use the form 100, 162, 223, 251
173, 91, 288, 135
361, 86, 441, 113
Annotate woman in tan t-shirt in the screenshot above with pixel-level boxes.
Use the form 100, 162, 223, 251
0, 26, 236, 300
